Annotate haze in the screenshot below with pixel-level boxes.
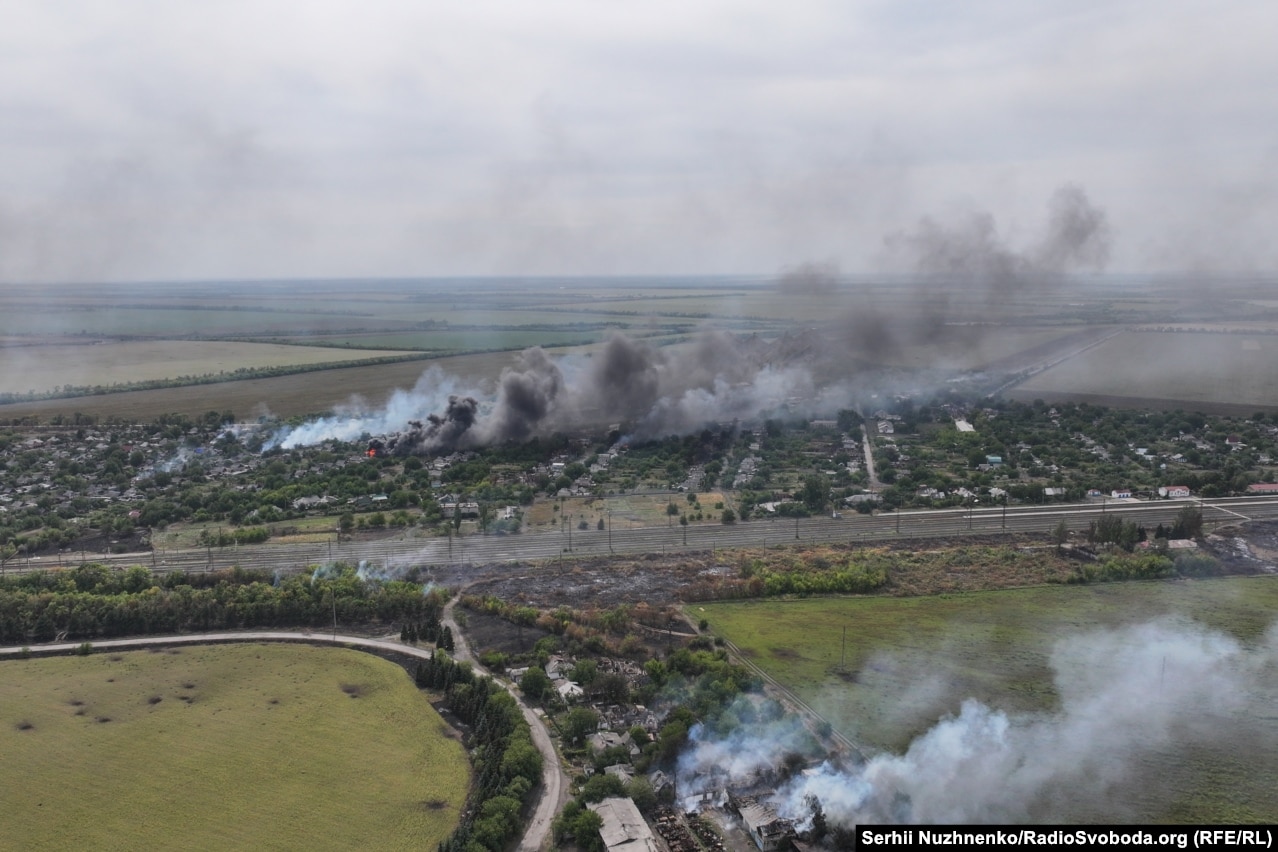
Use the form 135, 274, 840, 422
2, 1, 1276, 283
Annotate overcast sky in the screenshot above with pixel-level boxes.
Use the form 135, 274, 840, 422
1, 0, 1275, 282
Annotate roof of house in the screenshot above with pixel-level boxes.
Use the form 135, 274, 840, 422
588, 797, 659, 852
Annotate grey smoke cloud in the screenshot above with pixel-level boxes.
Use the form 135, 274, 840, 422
887, 183, 1112, 293
676, 618, 1278, 826
272, 330, 813, 453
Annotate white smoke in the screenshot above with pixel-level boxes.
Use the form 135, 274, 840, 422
266, 332, 815, 453
268, 366, 477, 450
678, 619, 1278, 826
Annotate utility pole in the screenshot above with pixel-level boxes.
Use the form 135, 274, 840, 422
841, 626, 847, 670
607, 510, 613, 553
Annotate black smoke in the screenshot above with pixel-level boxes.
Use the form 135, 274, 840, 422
382, 395, 479, 455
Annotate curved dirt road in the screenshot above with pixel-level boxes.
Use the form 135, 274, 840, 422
441, 597, 567, 852
0, 628, 565, 852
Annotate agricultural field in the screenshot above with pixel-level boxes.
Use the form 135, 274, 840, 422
0, 346, 589, 422
0, 643, 468, 850
1011, 331, 1278, 412
697, 576, 1278, 822
0, 341, 419, 396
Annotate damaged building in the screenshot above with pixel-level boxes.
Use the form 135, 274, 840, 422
730, 794, 797, 852
588, 796, 660, 852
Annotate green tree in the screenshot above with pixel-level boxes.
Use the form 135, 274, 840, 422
570, 659, 598, 685
1052, 519, 1069, 554
562, 707, 599, 745
519, 667, 551, 700
628, 777, 657, 813
800, 473, 830, 513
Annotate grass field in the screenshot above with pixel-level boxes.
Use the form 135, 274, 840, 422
0, 644, 469, 850
0, 347, 593, 422
1013, 331, 1278, 410
0, 341, 418, 396
697, 576, 1278, 822
274, 329, 610, 352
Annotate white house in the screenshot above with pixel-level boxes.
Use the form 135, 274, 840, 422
1159, 485, 1191, 498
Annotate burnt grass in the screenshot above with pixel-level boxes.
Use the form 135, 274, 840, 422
462, 609, 550, 657
456, 527, 1275, 613
461, 534, 1078, 610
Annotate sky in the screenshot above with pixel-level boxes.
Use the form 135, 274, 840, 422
1, 0, 1276, 283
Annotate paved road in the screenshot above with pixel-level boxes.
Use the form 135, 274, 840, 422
14, 495, 1278, 579
0, 628, 564, 852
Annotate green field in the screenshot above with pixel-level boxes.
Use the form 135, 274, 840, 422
698, 576, 1278, 822
0, 644, 469, 850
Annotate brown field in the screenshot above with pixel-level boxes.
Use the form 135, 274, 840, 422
0, 340, 416, 396
1011, 331, 1278, 411
0, 346, 588, 422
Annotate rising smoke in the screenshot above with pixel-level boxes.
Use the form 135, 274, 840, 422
270, 184, 1109, 453
677, 619, 1278, 827
838, 183, 1112, 365
887, 183, 1112, 292
270, 330, 814, 454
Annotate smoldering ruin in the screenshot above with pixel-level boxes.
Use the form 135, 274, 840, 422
673, 619, 1278, 831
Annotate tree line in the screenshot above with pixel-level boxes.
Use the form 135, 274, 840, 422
0, 562, 443, 644
415, 652, 542, 852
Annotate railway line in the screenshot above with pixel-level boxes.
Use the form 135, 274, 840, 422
14, 495, 1277, 578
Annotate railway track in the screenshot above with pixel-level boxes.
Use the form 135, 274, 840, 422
16, 495, 1277, 579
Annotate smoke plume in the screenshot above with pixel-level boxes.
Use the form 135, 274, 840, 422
776, 260, 840, 296
676, 619, 1278, 826
270, 330, 810, 453
821, 183, 1112, 367
888, 183, 1111, 292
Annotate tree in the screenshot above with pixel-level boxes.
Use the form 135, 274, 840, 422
1052, 519, 1069, 554
519, 667, 551, 700
628, 777, 657, 813
1172, 505, 1204, 540
595, 672, 630, 704
570, 659, 598, 685
800, 473, 830, 513
562, 707, 599, 745
720, 508, 736, 524
569, 807, 604, 852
